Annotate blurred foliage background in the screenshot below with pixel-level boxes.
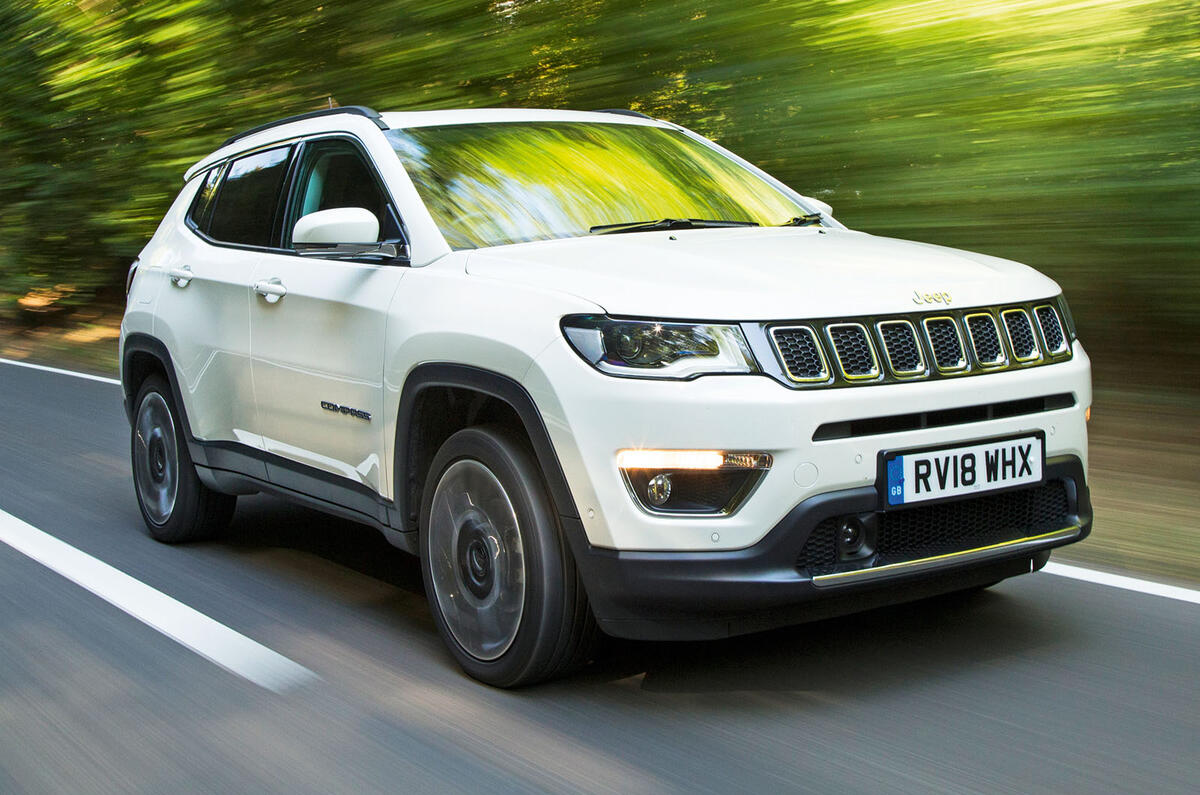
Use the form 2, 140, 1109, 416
0, 0, 1197, 393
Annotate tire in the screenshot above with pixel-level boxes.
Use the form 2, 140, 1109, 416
131, 375, 236, 543
420, 425, 596, 687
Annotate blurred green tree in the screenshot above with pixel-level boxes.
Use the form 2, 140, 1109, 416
0, 0, 1195, 387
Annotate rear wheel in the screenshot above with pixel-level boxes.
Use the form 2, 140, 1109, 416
131, 375, 235, 543
420, 426, 595, 687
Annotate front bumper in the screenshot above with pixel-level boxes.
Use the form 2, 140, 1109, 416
563, 456, 1091, 641
528, 338, 1091, 553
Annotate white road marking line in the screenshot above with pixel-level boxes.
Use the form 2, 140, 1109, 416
1044, 561, 1200, 605
5, 358, 1198, 609
0, 508, 319, 693
0, 357, 121, 385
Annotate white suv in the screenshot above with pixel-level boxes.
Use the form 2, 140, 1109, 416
121, 106, 1092, 686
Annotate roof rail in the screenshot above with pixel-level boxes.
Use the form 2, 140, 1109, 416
220, 105, 388, 149
595, 109, 654, 120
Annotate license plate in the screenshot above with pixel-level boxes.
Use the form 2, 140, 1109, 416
882, 433, 1044, 507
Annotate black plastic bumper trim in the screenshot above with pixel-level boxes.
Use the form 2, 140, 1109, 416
562, 456, 1091, 641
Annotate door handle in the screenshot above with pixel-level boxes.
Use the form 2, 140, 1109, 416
253, 278, 287, 304
168, 266, 193, 288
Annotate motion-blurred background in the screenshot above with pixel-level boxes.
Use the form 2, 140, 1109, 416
0, 0, 1196, 579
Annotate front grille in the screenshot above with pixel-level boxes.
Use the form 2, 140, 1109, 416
772, 326, 828, 381
878, 320, 923, 374
1035, 305, 1067, 353
924, 317, 967, 371
764, 298, 1071, 389
965, 313, 1006, 366
797, 480, 1072, 577
1002, 309, 1039, 361
827, 324, 879, 379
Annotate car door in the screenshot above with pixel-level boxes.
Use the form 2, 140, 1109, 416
249, 136, 408, 497
154, 145, 294, 449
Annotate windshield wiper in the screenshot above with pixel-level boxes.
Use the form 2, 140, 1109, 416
589, 218, 760, 235
778, 213, 824, 227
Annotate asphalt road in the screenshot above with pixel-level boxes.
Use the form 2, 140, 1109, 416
0, 362, 1197, 794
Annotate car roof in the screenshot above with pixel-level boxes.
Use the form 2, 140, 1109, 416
183, 108, 672, 183
379, 107, 668, 128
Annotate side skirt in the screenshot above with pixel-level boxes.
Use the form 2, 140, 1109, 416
192, 441, 417, 556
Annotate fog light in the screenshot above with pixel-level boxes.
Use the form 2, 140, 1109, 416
836, 513, 878, 561
839, 518, 864, 554
646, 473, 672, 506
618, 449, 772, 515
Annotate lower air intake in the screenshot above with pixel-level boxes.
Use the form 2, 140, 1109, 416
797, 480, 1071, 577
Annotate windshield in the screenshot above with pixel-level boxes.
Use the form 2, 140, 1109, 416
386, 122, 810, 249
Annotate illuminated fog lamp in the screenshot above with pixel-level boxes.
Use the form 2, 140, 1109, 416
618, 450, 773, 515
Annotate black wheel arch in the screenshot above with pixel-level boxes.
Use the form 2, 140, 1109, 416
122, 333, 192, 436
393, 363, 581, 536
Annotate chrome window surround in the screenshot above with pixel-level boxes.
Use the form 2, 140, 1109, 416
875, 319, 926, 377
1001, 308, 1042, 362
755, 297, 1074, 390
769, 325, 832, 384
1034, 304, 1069, 355
963, 312, 1008, 368
825, 322, 881, 381
922, 315, 969, 373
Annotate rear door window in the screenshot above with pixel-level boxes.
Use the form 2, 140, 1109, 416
207, 146, 293, 247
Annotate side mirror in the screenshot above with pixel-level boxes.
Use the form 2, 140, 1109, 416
800, 195, 833, 217
293, 207, 379, 245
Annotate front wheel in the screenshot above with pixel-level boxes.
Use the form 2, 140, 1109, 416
131, 375, 235, 543
420, 426, 595, 687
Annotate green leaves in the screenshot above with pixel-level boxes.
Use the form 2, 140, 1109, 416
0, 0, 1195, 376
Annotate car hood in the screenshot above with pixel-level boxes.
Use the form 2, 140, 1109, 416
464, 227, 1061, 320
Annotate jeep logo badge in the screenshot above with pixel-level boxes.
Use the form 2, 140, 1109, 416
912, 290, 952, 305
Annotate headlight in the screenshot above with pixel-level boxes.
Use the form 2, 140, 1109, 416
561, 315, 760, 379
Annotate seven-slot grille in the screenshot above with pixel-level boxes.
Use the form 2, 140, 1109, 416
771, 326, 829, 382
827, 324, 879, 379
924, 316, 967, 371
878, 320, 924, 375
768, 300, 1072, 387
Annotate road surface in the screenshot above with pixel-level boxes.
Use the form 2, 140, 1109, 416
0, 361, 1196, 793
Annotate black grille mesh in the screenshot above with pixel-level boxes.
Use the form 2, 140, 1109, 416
829, 325, 876, 376
925, 318, 964, 370
966, 314, 1004, 364
1036, 306, 1066, 352
797, 480, 1071, 577
879, 322, 922, 373
1004, 311, 1038, 359
773, 327, 826, 380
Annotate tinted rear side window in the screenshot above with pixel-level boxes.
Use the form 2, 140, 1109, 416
208, 146, 292, 247
187, 165, 224, 232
